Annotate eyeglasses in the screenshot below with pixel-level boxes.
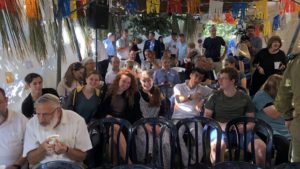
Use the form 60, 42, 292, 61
36, 107, 57, 117
73, 62, 83, 71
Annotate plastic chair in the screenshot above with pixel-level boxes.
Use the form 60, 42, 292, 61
274, 162, 300, 169
35, 161, 84, 169
225, 116, 273, 169
213, 161, 261, 169
112, 164, 154, 169
87, 117, 132, 169
129, 117, 176, 169
175, 117, 222, 168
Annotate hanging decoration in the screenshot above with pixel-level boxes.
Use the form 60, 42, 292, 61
146, 0, 160, 14
0, 0, 28, 59
25, 0, 39, 18
26, 0, 48, 62
224, 12, 235, 24
5, 72, 14, 84
39, 0, 54, 22
273, 14, 281, 31
232, 2, 247, 20
255, 24, 260, 37
208, 0, 223, 22
0, 0, 16, 12
70, 0, 77, 20
125, 0, 138, 14
167, 0, 182, 14
58, 0, 70, 17
186, 0, 200, 14
255, 0, 268, 20
76, 0, 86, 17
263, 21, 271, 37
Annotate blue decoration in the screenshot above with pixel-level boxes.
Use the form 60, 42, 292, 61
273, 15, 280, 31
232, 3, 247, 20
125, 0, 138, 14
58, 0, 70, 17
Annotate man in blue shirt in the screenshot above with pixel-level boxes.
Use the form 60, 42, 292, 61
103, 32, 116, 59
153, 56, 180, 98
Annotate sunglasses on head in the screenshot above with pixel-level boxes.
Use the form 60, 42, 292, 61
73, 62, 83, 71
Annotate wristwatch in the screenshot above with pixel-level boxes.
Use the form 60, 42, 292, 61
188, 94, 192, 100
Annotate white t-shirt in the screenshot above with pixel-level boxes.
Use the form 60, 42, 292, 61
105, 70, 119, 84
172, 81, 213, 119
116, 37, 129, 60
0, 110, 27, 166
23, 109, 92, 164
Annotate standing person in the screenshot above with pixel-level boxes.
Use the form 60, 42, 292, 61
153, 56, 180, 99
96, 39, 109, 81
23, 94, 92, 166
246, 25, 262, 59
57, 62, 85, 98
103, 32, 117, 60
204, 67, 266, 167
250, 36, 287, 96
158, 36, 165, 58
22, 73, 58, 118
143, 31, 161, 60
65, 71, 103, 123
130, 37, 142, 65
0, 87, 27, 168
203, 25, 227, 74
275, 53, 300, 162
167, 32, 178, 59
253, 75, 291, 165
105, 56, 121, 85
177, 33, 188, 66
116, 29, 130, 61
172, 68, 213, 167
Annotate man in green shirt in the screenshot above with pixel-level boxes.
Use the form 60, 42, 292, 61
275, 53, 300, 162
204, 67, 266, 167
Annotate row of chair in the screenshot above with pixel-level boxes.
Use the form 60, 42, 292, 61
87, 116, 274, 169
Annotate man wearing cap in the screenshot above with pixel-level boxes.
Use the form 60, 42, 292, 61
275, 53, 300, 162
203, 25, 227, 74
23, 94, 92, 166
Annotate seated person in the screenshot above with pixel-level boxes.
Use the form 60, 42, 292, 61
194, 56, 217, 86
142, 49, 161, 70
105, 56, 120, 85
204, 67, 266, 167
172, 68, 213, 167
252, 74, 291, 165
153, 56, 180, 98
23, 94, 92, 166
22, 73, 58, 118
0, 87, 27, 168
224, 57, 247, 90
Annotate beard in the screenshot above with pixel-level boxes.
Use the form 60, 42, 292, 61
40, 113, 60, 131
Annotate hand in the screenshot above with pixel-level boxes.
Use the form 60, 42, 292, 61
191, 92, 203, 100
285, 121, 291, 131
257, 66, 265, 75
54, 140, 68, 155
279, 64, 286, 70
41, 139, 55, 154
195, 99, 205, 112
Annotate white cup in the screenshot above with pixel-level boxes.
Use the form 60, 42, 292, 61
274, 62, 280, 69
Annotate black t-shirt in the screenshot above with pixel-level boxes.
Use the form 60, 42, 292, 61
21, 88, 58, 118
203, 36, 226, 62
252, 48, 287, 76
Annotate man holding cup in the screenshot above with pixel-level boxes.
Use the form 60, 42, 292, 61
23, 94, 92, 166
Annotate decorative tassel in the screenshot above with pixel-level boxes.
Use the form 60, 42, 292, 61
77, 0, 86, 17
167, 0, 182, 14
58, 0, 70, 17
263, 21, 271, 37
186, 0, 199, 14
255, 0, 268, 20
25, 0, 39, 18
0, 0, 16, 12
70, 0, 77, 20
209, 0, 223, 21
272, 14, 280, 31
146, 0, 160, 14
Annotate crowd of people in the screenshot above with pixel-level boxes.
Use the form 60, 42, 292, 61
0, 25, 298, 169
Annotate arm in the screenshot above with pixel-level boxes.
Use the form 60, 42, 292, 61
221, 44, 227, 60
6, 157, 27, 169
54, 140, 87, 162
27, 140, 52, 165
204, 108, 213, 118
240, 77, 247, 90
263, 104, 281, 119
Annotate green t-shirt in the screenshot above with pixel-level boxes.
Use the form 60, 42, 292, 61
205, 90, 255, 123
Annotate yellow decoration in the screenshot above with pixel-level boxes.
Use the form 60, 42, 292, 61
70, 0, 77, 20
263, 21, 271, 37
186, 0, 200, 14
255, 0, 268, 20
146, 0, 160, 14
25, 0, 39, 19
5, 72, 14, 84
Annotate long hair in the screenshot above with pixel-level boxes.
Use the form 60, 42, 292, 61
64, 62, 84, 88
140, 70, 162, 107
106, 70, 137, 108
261, 74, 283, 99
